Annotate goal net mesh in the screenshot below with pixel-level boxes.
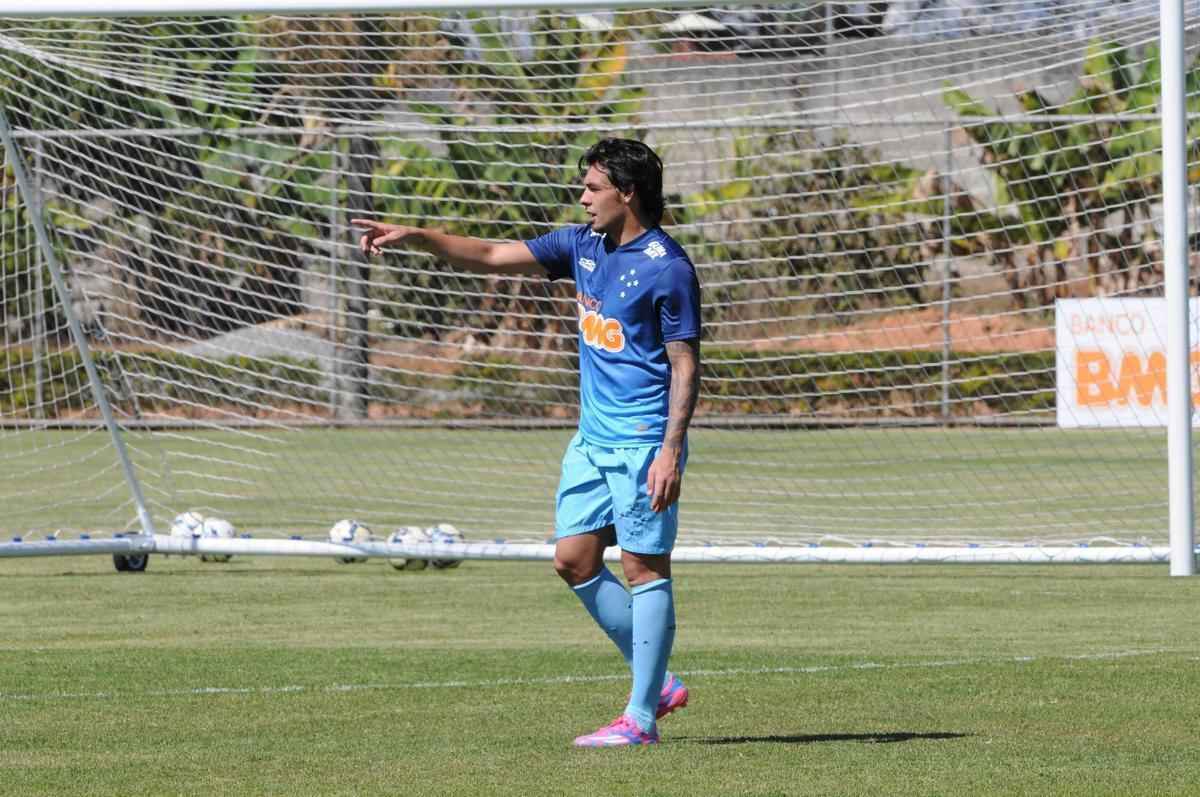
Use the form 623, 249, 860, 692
0, 5, 1187, 550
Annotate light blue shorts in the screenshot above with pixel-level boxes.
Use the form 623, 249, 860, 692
554, 431, 687, 555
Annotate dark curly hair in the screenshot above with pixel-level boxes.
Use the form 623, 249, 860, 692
578, 138, 665, 226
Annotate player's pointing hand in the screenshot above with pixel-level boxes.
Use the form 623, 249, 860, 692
351, 218, 413, 256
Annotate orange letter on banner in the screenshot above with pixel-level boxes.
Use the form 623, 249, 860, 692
1191, 351, 1200, 406
1115, 351, 1166, 407
1076, 350, 1113, 406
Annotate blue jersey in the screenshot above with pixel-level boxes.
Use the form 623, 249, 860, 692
525, 224, 701, 447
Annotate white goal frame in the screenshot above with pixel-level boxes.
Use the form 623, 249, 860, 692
0, 0, 1193, 572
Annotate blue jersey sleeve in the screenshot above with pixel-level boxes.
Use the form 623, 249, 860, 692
654, 258, 702, 343
523, 226, 576, 281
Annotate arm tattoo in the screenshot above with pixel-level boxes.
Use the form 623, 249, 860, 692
663, 338, 701, 452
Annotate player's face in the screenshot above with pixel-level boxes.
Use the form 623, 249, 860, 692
580, 164, 631, 235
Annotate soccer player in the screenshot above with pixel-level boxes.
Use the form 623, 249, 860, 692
353, 138, 701, 748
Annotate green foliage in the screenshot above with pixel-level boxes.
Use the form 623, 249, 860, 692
944, 40, 1197, 303
403, 13, 645, 234
2, 15, 947, 354
0, 349, 326, 417
425, 348, 1055, 419
676, 133, 933, 325
371, 13, 648, 345
2, 346, 1053, 420
0, 349, 87, 415
702, 348, 1055, 417
0, 18, 371, 339
0, 180, 57, 344
453, 355, 576, 414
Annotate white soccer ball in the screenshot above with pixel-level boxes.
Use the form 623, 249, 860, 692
169, 511, 205, 538
199, 517, 236, 563
428, 523, 465, 570
386, 525, 430, 571
329, 519, 372, 564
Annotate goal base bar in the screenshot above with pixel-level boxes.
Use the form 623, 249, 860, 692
0, 536, 152, 558
0, 535, 1175, 564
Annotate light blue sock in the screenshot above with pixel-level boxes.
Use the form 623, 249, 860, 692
625, 578, 675, 732
571, 567, 633, 666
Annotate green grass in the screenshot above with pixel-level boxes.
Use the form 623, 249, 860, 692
2, 556, 1198, 796
3, 427, 1173, 543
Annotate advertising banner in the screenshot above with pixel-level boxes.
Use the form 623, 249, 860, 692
1056, 297, 1200, 427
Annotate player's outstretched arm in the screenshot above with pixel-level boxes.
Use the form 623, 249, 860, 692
648, 338, 701, 513
350, 219, 547, 277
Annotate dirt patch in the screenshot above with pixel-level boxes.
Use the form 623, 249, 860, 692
34, 309, 1054, 362
756, 309, 1054, 354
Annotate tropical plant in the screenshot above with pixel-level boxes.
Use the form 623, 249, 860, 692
0, 17, 442, 340
944, 40, 1200, 306
0, 174, 53, 347
676, 132, 934, 329
369, 12, 648, 351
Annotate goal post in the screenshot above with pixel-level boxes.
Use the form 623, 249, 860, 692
1159, 0, 1196, 576
0, 2, 1194, 569
0, 104, 158, 539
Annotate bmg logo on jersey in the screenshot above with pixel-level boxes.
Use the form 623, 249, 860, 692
644, 241, 667, 259
576, 293, 625, 353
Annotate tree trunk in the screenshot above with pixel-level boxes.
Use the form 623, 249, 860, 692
338, 136, 376, 420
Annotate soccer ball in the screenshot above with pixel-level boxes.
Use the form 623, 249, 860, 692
428, 523, 465, 570
329, 519, 372, 564
386, 526, 430, 571
199, 517, 236, 563
169, 511, 205, 538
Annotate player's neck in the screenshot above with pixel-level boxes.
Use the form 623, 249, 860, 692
604, 212, 651, 248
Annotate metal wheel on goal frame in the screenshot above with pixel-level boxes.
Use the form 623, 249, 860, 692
112, 553, 149, 573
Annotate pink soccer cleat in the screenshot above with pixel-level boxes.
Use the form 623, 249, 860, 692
656, 673, 689, 719
573, 715, 659, 747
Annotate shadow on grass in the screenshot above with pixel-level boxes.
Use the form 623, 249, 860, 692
679, 731, 970, 746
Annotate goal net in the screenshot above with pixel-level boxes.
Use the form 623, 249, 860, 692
0, 3, 1189, 564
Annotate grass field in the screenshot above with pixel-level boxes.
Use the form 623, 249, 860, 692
2, 555, 1198, 796
4, 427, 1172, 545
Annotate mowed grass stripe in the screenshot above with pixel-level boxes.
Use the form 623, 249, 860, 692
4, 426, 1174, 542
1, 647, 1190, 704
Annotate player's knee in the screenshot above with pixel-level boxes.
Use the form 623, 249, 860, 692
553, 553, 595, 585
621, 552, 671, 585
